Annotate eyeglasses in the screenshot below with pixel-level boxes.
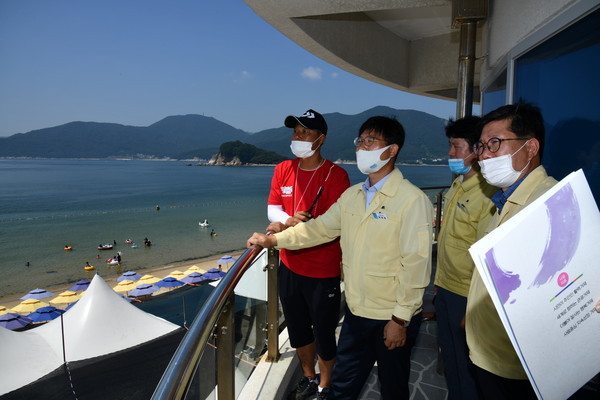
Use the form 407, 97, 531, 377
354, 136, 385, 148
474, 137, 530, 156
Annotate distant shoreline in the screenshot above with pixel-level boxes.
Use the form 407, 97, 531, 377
1, 157, 446, 167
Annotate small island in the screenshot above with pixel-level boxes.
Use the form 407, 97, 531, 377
199, 140, 289, 166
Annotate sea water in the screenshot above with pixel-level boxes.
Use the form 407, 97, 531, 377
0, 159, 450, 299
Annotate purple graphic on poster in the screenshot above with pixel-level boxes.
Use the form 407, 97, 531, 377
485, 248, 521, 304
531, 183, 581, 287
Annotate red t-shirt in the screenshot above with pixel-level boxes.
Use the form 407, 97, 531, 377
268, 158, 350, 278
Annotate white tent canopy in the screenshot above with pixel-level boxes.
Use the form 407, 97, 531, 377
0, 274, 179, 395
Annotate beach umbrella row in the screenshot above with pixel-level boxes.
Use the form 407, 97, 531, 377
8, 262, 229, 314
13, 280, 88, 314
6, 291, 80, 315
0, 306, 65, 330
1, 264, 229, 329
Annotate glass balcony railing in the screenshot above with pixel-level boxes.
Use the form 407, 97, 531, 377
151, 246, 282, 399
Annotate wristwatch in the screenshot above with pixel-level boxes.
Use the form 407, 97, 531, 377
392, 315, 410, 328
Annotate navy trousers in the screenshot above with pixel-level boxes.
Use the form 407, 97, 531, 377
474, 365, 537, 400
434, 286, 480, 399
330, 306, 422, 400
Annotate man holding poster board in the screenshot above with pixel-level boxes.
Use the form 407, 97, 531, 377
465, 103, 557, 398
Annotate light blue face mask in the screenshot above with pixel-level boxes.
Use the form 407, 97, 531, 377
448, 158, 472, 175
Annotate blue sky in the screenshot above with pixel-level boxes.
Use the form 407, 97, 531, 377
0, 0, 460, 137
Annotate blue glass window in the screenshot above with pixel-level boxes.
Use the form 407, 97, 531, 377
513, 8, 600, 204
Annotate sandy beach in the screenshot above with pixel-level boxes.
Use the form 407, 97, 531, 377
0, 249, 246, 312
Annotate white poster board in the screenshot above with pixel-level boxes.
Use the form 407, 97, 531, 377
469, 169, 600, 400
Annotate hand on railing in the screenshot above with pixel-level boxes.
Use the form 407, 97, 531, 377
247, 232, 277, 249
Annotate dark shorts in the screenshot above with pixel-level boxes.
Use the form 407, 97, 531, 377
278, 262, 341, 361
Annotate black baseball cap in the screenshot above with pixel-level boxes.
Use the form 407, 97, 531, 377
284, 109, 328, 134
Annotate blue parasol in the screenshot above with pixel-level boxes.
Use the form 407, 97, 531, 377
181, 272, 209, 285
68, 279, 90, 291
155, 277, 184, 288
217, 255, 237, 265
0, 313, 32, 330
204, 268, 226, 280
117, 271, 142, 282
20, 288, 54, 301
27, 306, 65, 323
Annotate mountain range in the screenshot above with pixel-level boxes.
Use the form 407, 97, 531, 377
0, 106, 449, 164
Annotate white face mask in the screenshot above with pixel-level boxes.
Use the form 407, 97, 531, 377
290, 135, 322, 158
478, 140, 531, 187
356, 145, 392, 174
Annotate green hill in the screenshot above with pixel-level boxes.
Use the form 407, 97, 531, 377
0, 107, 449, 163
216, 141, 288, 164
245, 106, 448, 164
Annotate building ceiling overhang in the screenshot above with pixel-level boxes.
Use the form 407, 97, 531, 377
244, 0, 483, 102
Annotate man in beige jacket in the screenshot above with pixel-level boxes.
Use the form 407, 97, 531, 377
248, 116, 433, 400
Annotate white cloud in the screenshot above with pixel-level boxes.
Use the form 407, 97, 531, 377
301, 66, 323, 80
232, 70, 252, 84
330, 72, 339, 78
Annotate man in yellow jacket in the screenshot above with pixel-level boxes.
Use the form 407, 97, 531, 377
435, 116, 496, 399
248, 116, 433, 399
466, 103, 557, 399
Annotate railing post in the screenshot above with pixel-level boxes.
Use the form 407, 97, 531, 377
216, 293, 235, 400
266, 247, 281, 362
435, 189, 444, 241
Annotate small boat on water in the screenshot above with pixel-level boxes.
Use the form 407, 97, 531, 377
199, 219, 209, 227
131, 243, 138, 248
84, 263, 95, 271
125, 239, 132, 244
98, 243, 113, 250
64, 246, 73, 251
106, 258, 120, 265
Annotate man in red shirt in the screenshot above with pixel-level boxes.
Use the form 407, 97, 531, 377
267, 109, 350, 400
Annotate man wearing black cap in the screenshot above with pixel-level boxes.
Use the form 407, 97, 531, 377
267, 109, 350, 399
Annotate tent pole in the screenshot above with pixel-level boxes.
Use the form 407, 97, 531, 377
61, 313, 66, 363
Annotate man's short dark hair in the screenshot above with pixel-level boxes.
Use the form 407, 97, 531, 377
480, 102, 546, 158
445, 116, 482, 148
358, 116, 405, 152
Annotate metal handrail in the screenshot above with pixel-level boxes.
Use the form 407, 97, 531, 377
420, 185, 449, 241
151, 245, 263, 400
